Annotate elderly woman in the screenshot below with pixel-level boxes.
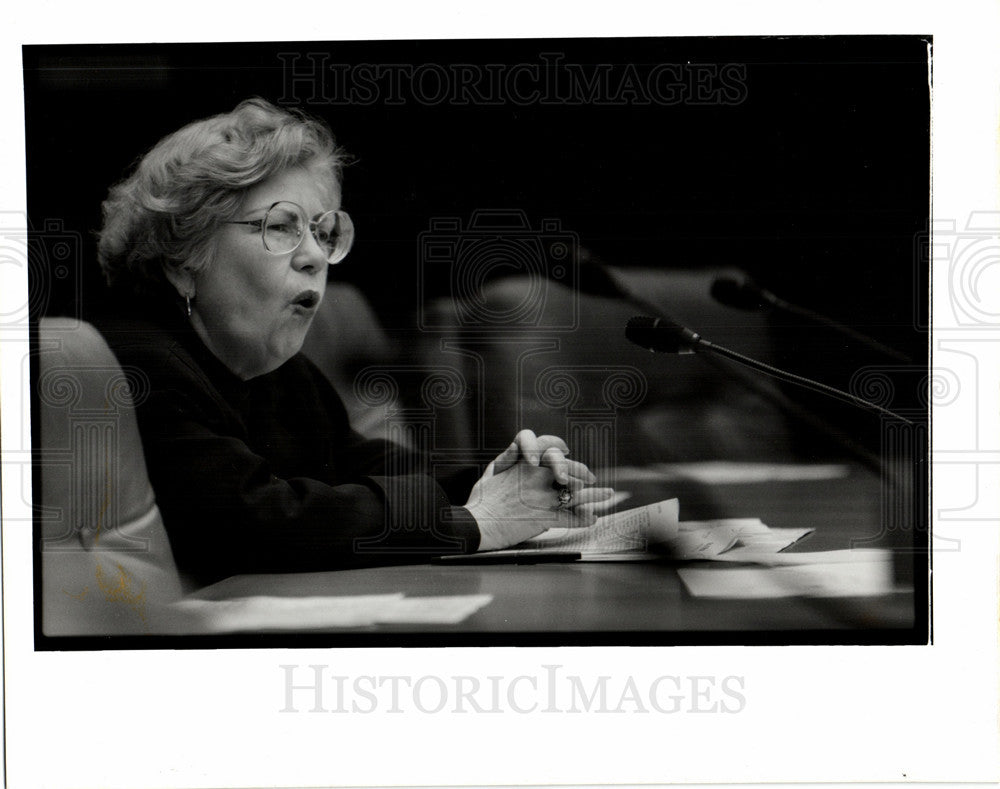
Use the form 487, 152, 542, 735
95, 98, 612, 586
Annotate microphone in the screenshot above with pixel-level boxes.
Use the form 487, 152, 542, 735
625, 315, 913, 425
624, 315, 702, 355
711, 275, 912, 363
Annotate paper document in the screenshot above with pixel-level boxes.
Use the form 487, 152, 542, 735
677, 552, 896, 598
711, 547, 890, 565
521, 498, 679, 555
511, 501, 812, 561
672, 518, 813, 559
372, 595, 494, 624
172, 593, 494, 632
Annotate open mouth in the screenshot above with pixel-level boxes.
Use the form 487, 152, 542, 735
290, 290, 321, 311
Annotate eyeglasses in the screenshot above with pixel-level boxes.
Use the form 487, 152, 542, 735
226, 201, 355, 264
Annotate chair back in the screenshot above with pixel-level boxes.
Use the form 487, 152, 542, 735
37, 318, 185, 636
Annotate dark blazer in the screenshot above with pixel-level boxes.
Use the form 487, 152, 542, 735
97, 309, 480, 586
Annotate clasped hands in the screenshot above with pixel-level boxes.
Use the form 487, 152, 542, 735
465, 429, 615, 552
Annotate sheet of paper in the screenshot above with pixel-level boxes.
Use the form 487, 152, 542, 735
680, 517, 769, 533
709, 547, 892, 565
677, 556, 896, 598
521, 498, 679, 554
172, 593, 405, 631
571, 552, 662, 562
729, 527, 814, 552
371, 594, 494, 624
671, 518, 813, 558
669, 526, 741, 559
516, 507, 808, 561
171, 593, 494, 631
573, 525, 817, 562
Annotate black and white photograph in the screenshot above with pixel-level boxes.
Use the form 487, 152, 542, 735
26, 36, 929, 647
2, 3, 999, 787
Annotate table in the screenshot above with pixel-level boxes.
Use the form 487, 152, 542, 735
187, 464, 925, 645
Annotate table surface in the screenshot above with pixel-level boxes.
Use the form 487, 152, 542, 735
190, 463, 925, 644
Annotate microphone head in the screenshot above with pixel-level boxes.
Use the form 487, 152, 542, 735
710, 276, 770, 311
625, 315, 699, 354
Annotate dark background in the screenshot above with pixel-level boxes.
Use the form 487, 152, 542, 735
23, 36, 930, 439
25, 38, 931, 646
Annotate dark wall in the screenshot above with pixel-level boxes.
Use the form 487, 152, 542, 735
24, 36, 930, 431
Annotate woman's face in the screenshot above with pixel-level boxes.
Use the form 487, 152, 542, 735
189, 166, 338, 379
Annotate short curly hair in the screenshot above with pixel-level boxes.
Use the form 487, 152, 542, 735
97, 97, 348, 297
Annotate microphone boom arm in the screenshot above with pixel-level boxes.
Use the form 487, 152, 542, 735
696, 336, 914, 425
625, 315, 914, 425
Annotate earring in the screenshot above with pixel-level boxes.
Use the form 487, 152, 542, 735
185, 294, 192, 318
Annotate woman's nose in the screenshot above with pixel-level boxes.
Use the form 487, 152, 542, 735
291, 231, 328, 273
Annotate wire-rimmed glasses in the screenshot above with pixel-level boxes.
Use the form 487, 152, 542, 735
227, 201, 355, 264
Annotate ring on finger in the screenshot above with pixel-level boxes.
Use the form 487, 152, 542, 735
554, 486, 573, 510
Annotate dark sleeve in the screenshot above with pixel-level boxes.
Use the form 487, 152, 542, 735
127, 343, 480, 586
292, 354, 482, 511
332, 423, 482, 506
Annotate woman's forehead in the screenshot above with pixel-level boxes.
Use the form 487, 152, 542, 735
242, 166, 341, 214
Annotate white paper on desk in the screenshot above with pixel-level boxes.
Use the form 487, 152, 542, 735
732, 527, 813, 552
372, 594, 494, 624
677, 555, 895, 598
172, 593, 405, 631
521, 498, 679, 554
680, 517, 769, 533
172, 593, 494, 631
711, 547, 891, 565
671, 518, 813, 559
670, 526, 741, 559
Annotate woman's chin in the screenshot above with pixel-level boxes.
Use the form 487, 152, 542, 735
199, 313, 315, 379
238, 332, 308, 378
272, 342, 304, 367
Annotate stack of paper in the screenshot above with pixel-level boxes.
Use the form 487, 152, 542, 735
512, 496, 899, 598
520, 498, 680, 559
516, 499, 812, 562
671, 518, 813, 560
